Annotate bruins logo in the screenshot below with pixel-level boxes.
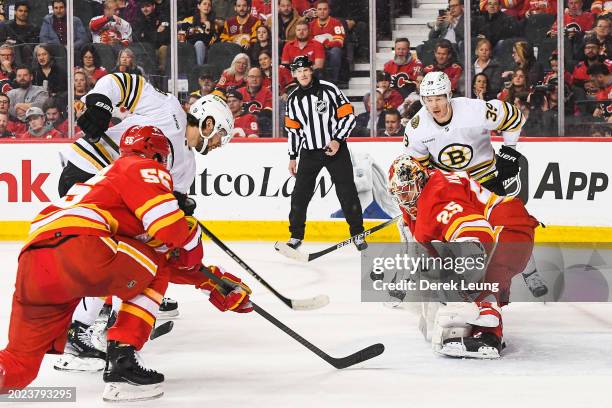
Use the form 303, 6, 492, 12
438, 144, 473, 170
411, 115, 420, 129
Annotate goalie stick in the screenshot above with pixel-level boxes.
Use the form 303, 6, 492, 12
274, 216, 401, 262
198, 221, 329, 311
200, 266, 385, 369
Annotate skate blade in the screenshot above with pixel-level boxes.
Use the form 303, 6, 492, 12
436, 342, 500, 359
53, 354, 105, 372
102, 382, 163, 402
156, 309, 179, 320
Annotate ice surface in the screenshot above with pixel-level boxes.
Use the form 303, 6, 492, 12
0, 241, 611, 408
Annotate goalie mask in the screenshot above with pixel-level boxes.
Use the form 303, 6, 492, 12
189, 94, 234, 155
120, 125, 172, 169
388, 154, 429, 218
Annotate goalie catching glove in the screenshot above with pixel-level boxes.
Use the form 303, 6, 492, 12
198, 265, 253, 313
77, 93, 113, 143
495, 145, 522, 181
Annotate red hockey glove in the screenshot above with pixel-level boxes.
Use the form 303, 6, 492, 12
168, 216, 203, 271
199, 265, 253, 313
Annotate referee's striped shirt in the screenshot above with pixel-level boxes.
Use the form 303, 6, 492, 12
284, 78, 356, 159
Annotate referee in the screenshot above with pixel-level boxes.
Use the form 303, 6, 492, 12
283, 55, 367, 251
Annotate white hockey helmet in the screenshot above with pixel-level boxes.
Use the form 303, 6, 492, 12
419, 71, 452, 104
189, 94, 234, 154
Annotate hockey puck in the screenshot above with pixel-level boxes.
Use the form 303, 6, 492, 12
370, 270, 384, 281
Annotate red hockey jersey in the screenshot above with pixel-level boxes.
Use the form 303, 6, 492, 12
309, 17, 345, 48
238, 85, 272, 112
384, 57, 424, 92
233, 113, 259, 137
23, 156, 197, 254
402, 170, 538, 244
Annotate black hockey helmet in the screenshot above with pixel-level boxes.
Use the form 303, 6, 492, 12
290, 55, 313, 72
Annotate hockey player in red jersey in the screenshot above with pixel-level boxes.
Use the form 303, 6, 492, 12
0, 126, 252, 401
388, 154, 539, 359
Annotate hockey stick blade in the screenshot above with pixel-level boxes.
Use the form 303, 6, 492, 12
276, 216, 401, 263
150, 321, 174, 340
199, 222, 329, 311
327, 343, 385, 369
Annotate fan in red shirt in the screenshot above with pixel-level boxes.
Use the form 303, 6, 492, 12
384, 38, 424, 97
588, 62, 612, 120
227, 89, 259, 138
572, 39, 612, 85
238, 67, 272, 113
0, 125, 252, 400
216, 53, 250, 91
17, 107, 64, 139
281, 20, 325, 72
377, 71, 405, 109
292, 0, 318, 18
550, 0, 595, 35
423, 40, 463, 93
309, 0, 344, 82
388, 154, 538, 359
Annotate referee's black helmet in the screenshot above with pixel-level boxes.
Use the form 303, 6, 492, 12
290, 55, 313, 71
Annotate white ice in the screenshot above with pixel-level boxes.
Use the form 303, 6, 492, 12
1, 241, 611, 408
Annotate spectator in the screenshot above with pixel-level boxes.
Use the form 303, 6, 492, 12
472, 38, 503, 95
382, 108, 404, 136
0, 43, 16, 88
90, 0, 133, 46
472, 72, 494, 99
583, 16, 612, 59
249, 24, 271, 66
220, 0, 262, 50
502, 41, 544, 85
354, 90, 384, 135
573, 38, 612, 85
474, 0, 520, 48
403, 99, 422, 122
383, 38, 423, 98
281, 20, 325, 73
17, 106, 63, 139
0, 112, 15, 138
588, 62, 612, 120
151, 0, 171, 22
329, 0, 369, 62
213, 0, 238, 30
591, 0, 612, 15
238, 66, 272, 113
0, 1, 39, 48
182, 93, 200, 112
423, 39, 463, 94
73, 70, 92, 101
258, 50, 272, 87
377, 71, 403, 109
521, 0, 557, 18
43, 97, 68, 136
292, 0, 318, 20
0, 92, 25, 134
217, 52, 250, 90
279, 0, 302, 46
112, 47, 146, 76
190, 70, 216, 97
251, 0, 272, 23
132, 0, 170, 74
31, 44, 68, 98
498, 68, 530, 101
543, 51, 574, 85
550, 0, 595, 36
178, 0, 218, 65
227, 89, 259, 137
522, 90, 558, 136
7, 65, 48, 122
40, 0, 88, 50
309, 0, 344, 83
116, 0, 141, 25
429, 0, 464, 45
77, 44, 108, 85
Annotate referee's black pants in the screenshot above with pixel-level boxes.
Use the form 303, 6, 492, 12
289, 142, 364, 240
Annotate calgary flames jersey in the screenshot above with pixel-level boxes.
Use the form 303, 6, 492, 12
383, 57, 424, 94
404, 97, 524, 184
402, 170, 538, 244
233, 113, 259, 137
23, 156, 198, 254
60, 73, 195, 194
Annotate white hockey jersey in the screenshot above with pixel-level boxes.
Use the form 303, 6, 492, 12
404, 97, 524, 183
60, 73, 196, 194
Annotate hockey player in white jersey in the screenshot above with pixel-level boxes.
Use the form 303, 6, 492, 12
401, 71, 547, 298
54, 73, 234, 372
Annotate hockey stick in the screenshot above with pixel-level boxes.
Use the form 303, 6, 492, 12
150, 321, 174, 340
197, 221, 330, 311
274, 215, 401, 262
200, 266, 385, 369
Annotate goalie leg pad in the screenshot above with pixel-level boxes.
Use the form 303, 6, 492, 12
431, 303, 480, 352
53, 353, 105, 372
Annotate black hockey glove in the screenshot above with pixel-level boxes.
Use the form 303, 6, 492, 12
496, 145, 522, 181
77, 93, 113, 144
174, 191, 197, 216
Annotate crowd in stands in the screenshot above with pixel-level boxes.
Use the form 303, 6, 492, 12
0, 0, 608, 139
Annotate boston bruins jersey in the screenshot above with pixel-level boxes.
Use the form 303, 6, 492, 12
404, 97, 523, 184
60, 73, 195, 194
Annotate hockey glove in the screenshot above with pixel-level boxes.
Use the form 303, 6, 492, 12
199, 265, 253, 313
77, 93, 113, 144
174, 191, 197, 216
495, 145, 522, 181
168, 216, 203, 272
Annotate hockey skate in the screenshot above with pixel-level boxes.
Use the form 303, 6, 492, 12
522, 269, 548, 297
102, 341, 164, 402
156, 297, 179, 320
285, 238, 302, 250
54, 321, 106, 372
354, 235, 368, 251
434, 302, 504, 359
